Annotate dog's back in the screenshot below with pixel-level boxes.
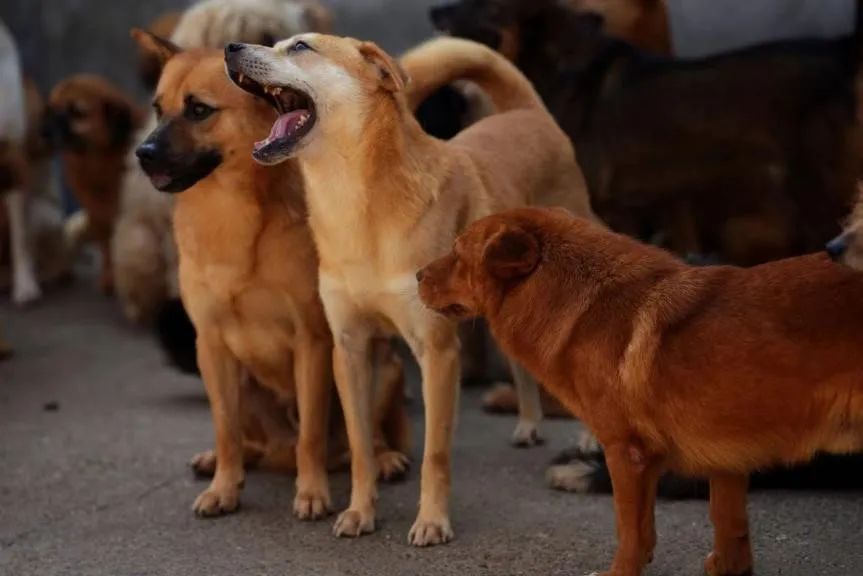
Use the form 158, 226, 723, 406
401, 38, 593, 218
534, 218, 863, 473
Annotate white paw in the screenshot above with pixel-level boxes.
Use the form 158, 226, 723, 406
546, 461, 597, 493
511, 419, 543, 447
575, 429, 602, 455
13, 276, 42, 306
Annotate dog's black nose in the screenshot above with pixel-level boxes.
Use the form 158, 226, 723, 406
416, 269, 425, 282
826, 233, 850, 261
225, 43, 245, 54
135, 141, 158, 163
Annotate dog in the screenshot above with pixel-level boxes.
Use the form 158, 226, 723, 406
48, 75, 144, 294
132, 31, 409, 517
114, 0, 333, 325
432, 0, 861, 265
418, 206, 863, 576
225, 33, 593, 545
565, 0, 670, 54
0, 20, 42, 306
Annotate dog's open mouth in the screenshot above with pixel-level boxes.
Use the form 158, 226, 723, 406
228, 70, 316, 162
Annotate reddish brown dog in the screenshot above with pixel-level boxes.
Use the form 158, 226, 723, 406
418, 207, 863, 576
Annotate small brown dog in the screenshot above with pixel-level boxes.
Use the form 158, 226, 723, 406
48, 75, 144, 293
133, 31, 408, 518
418, 207, 863, 576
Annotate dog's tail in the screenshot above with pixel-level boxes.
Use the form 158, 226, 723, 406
401, 37, 544, 114
155, 297, 200, 375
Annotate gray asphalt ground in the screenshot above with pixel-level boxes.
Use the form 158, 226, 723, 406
2, 281, 863, 576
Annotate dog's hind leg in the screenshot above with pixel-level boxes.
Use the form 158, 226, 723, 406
705, 474, 753, 576
192, 335, 245, 517
293, 333, 334, 520
6, 189, 41, 305
509, 360, 544, 447
372, 338, 410, 482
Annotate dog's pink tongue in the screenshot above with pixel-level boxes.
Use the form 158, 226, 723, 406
255, 110, 309, 150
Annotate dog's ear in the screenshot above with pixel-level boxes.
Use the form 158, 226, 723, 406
482, 225, 540, 280
131, 28, 181, 72
359, 42, 410, 93
104, 99, 135, 148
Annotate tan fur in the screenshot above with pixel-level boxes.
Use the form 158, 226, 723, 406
134, 39, 409, 518
226, 33, 593, 544
115, 0, 332, 324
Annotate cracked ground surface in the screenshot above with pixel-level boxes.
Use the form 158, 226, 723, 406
2, 281, 863, 575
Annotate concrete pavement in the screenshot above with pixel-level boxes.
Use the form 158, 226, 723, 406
1, 281, 862, 575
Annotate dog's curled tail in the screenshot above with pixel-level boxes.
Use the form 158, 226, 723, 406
401, 38, 544, 114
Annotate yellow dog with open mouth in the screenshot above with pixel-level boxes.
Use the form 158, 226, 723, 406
225, 33, 593, 545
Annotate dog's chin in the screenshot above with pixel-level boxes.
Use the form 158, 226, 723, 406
251, 129, 313, 165
142, 151, 223, 194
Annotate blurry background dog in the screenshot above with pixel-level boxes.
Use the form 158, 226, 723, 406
47, 75, 144, 294
0, 20, 42, 307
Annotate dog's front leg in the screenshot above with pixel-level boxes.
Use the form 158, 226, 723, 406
599, 442, 663, 576
193, 334, 244, 517
329, 321, 378, 538
98, 236, 114, 294
405, 320, 459, 547
293, 333, 333, 520
509, 360, 543, 447
5, 190, 41, 305
705, 474, 752, 576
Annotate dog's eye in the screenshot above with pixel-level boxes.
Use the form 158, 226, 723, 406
291, 40, 312, 53
185, 102, 216, 122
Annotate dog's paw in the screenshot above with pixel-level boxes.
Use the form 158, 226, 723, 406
704, 551, 753, 576
408, 512, 453, 547
332, 507, 375, 538
575, 429, 602, 456
546, 461, 600, 494
192, 483, 240, 517
511, 420, 543, 447
12, 277, 41, 306
189, 450, 217, 478
377, 450, 410, 482
294, 489, 331, 521
481, 382, 518, 414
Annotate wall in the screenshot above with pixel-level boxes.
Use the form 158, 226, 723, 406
0, 0, 440, 102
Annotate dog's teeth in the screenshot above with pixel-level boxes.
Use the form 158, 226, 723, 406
238, 73, 245, 84
273, 87, 282, 96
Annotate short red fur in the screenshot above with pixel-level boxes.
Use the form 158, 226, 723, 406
418, 206, 863, 576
